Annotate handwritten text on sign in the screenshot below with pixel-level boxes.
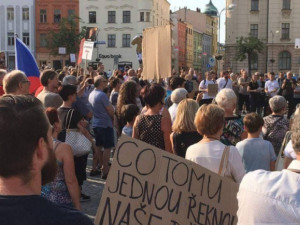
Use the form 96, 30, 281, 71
95, 135, 239, 225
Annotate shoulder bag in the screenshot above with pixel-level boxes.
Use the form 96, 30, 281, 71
65, 109, 91, 157
218, 146, 235, 182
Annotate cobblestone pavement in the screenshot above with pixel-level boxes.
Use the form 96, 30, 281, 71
81, 154, 105, 222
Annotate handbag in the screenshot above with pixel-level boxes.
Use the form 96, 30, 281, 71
65, 109, 91, 157
218, 146, 235, 182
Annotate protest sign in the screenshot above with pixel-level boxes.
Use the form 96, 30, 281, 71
82, 41, 94, 60
208, 83, 219, 97
95, 135, 239, 225
142, 25, 171, 81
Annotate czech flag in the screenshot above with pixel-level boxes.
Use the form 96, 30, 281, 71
15, 37, 41, 94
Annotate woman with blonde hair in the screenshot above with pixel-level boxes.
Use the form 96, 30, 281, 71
186, 104, 245, 183
170, 99, 202, 157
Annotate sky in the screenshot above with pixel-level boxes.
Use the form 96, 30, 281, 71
168, 0, 226, 43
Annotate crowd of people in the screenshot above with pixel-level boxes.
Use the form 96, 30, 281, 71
0, 64, 300, 223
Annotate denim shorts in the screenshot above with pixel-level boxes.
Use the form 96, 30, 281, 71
93, 127, 115, 149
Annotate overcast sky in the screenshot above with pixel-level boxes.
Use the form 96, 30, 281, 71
168, 0, 226, 43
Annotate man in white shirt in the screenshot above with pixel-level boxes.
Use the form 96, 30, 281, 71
265, 72, 279, 98
199, 71, 216, 106
237, 128, 300, 224
217, 71, 232, 91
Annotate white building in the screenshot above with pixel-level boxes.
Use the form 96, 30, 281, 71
0, 0, 35, 70
79, 0, 170, 71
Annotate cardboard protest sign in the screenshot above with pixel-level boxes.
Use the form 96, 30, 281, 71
142, 25, 171, 81
95, 135, 239, 225
208, 83, 219, 97
82, 41, 94, 60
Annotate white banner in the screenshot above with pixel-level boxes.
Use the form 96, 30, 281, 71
82, 41, 94, 60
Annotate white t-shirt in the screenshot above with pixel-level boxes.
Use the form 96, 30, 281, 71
265, 80, 280, 97
217, 78, 233, 91
199, 79, 216, 99
185, 140, 245, 183
284, 140, 297, 159
168, 103, 178, 123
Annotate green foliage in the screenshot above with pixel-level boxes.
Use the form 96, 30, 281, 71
235, 35, 265, 74
48, 16, 87, 55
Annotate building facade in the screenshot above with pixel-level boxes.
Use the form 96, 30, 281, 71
178, 20, 187, 69
35, 0, 79, 69
0, 0, 35, 70
193, 30, 202, 71
186, 23, 194, 69
79, 0, 170, 70
226, 0, 300, 74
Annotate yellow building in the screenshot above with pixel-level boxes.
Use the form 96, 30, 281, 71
186, 23, 194, 69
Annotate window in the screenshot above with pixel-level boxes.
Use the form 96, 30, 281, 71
123, 11, 131, 23
23, 33, 30, 46
22, 8, 29, 20
279, 51, 291, 70
40, 9, 47, 23
251, 0, 259, 11
89, 11, 96, 23
283, 0, 291, 9
40, 33, 47, 47
108, 11, 116, 23
68, 10, 75, 17
54, 9, 61, 23
7, 33, 14, 46
250, 53, 258, 70
7, 8, 14, 20
146, 12, 150, 22
140, 12, 145, 22
250, 24, 258, 38
122, 34, 131, 47
282, 23, 290, 39
108, 34, 116, 47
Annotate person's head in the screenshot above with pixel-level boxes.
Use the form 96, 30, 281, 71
215, 88, 237, 114
142, 84, 165, 108
252, 73, 259, 82
169, 76, 185, 90
117, 81, 137, 117
58, 84, 77, 103
269, 95, 286, 114
109, 76, 121, 90
128, 69, 136, 77
259, 73, 265, 81
194, 104, 225, 136
46, 107, 62, 134
62, 75, 77, 86
94, 75, 108, 90
223, 71, 229, 79
0, 95, 57, 185
242, 70, 248, 79
279, 72, 284, 79
268, 72, 275, 81
3, 70, 30, 95
287, 71, 293, 79
40, 69, 59, 90
230, 73, 237, 81
205, 71, 212, 80
121, 104, 140, 124
172, 99, 199, 133
170, 88, 188, 104
243, 113, 264, 134
0, 69, 7, 85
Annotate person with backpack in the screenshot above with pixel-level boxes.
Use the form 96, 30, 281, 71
198, 71, 216, 106
217, 71, 232, 91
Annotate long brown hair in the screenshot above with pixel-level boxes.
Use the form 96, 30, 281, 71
116, 81, 137, 118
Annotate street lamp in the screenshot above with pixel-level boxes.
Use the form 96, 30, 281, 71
204, 0, 236, 72
270, 30, 279, 72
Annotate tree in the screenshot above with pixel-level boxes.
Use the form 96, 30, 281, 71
235, 35, 265, 75
48, 16, 86, 56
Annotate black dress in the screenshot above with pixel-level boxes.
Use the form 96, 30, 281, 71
173, 131, 203, 158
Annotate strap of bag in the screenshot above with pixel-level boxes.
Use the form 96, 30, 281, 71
65, 109, 74, 131
218, 146, 230, 176
223, 79, 229, 89
264, 116, 284, 139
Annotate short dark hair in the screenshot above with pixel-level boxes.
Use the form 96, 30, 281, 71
142, 84, 165, 108
121, 104, 139, 123
170, 77, 185, 90
0, 95, 49, 181
243, 113, 264, 133
109, 76, 120, 88
59, 84, 77, 101
46, 107, 59, 126
269, 72, 275, 76
40, 69, 58, 87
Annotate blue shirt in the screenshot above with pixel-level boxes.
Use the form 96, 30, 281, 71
236, 138, 277, 172
88, 89, 113, 128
